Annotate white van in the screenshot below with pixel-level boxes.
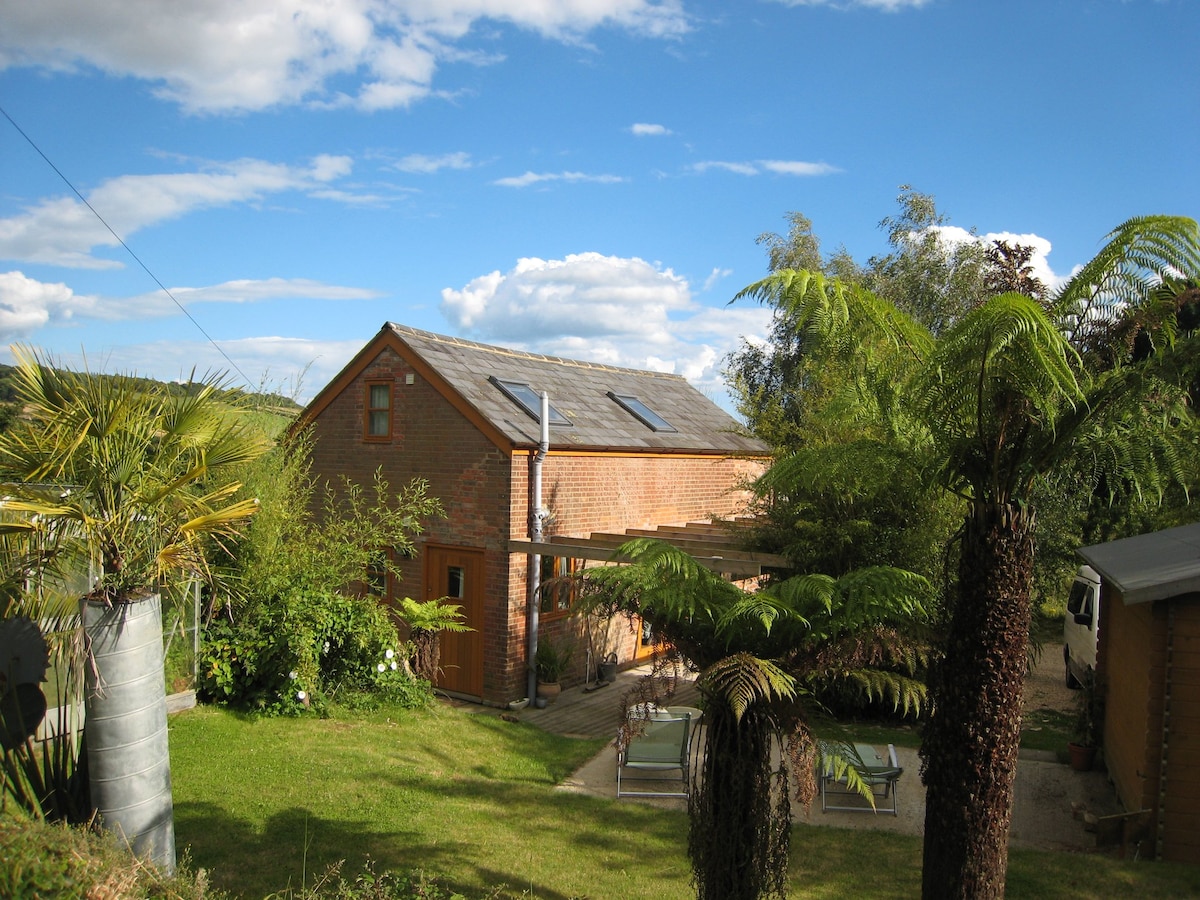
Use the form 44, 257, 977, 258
1063, 565, 1100, 688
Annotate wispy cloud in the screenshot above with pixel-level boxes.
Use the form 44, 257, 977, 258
0, 156, 357, 268
630, 123, 672, 136
689, 159, 840, 177
394, 152, 475, 174
771, 0, 930, 10
0, 1, 691, 114
0, 271, 382, 341
493, 171, 627, 188
758, 159, 841, 176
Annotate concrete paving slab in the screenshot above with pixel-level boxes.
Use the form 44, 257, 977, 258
555, 740, 1122, 852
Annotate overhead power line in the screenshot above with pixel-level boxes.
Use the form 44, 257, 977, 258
0, 103, 254, 387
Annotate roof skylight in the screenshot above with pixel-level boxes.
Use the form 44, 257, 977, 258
490, 377, 572, 426
608, 392, 676, 432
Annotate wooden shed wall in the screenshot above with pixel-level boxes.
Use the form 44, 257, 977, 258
1162, 598, 1200, 863
1101, 592, 1163, 815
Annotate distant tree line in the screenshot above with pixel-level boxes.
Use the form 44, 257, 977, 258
0, 360, 303, 433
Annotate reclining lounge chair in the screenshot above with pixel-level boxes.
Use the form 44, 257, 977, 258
819, 741, 903, 816
616, 710, 692, 799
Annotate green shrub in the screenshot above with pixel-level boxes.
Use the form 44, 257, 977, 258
198, 589, 432, 715
197, 434, 443, 716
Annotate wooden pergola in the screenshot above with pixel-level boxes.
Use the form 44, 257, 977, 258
509, 519, 790, 580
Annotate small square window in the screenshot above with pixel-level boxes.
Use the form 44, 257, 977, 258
366, 381, 392, 439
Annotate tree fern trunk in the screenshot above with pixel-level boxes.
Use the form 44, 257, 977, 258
689, 702, 789, 900
920, 502, 1034, 899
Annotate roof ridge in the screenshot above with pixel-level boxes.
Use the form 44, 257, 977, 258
385, 322, 689, 381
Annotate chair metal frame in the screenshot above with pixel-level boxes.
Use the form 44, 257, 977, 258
615, 711, 692, 799
819, 741, 903, 816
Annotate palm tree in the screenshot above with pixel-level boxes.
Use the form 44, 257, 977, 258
579, 538, 930, 900
0, 348, 268, 872
734, 215, 1200, 898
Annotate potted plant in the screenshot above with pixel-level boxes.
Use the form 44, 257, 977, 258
1068, 669, 1103, 771
535, 634, 573, 703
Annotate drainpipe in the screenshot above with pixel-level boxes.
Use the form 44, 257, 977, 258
526, 392, 550, 703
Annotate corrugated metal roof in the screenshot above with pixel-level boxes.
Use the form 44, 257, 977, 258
1077, 521, 1200, 605
387, 323, 769, 455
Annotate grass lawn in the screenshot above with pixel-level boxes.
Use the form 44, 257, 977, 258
169, 702, 1200, 899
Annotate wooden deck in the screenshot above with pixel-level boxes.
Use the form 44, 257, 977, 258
512, 662, 701, 739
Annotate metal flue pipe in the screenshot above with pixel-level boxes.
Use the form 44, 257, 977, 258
526, 392, 550, 703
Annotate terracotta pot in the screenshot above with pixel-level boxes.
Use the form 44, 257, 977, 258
1068, 741, 1097, 772
536, 681, 562, 703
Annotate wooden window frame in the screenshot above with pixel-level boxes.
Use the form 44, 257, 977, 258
539, 555, 580, 619
364, 379, 393, 441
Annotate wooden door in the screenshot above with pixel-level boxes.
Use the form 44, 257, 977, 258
423, 545, 485, 697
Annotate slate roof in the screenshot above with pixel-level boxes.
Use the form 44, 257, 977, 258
1077, 521, 1200, 605
384, 323, 768, 455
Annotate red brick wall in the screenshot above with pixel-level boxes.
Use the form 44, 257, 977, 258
506, 450, 764, 689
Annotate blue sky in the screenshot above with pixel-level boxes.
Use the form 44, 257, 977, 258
1, 0, 1196, 411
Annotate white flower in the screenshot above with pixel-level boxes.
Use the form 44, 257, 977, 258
385, 648, 395, 659
390, 661, 398, 670
297, 690, 307, 700
323, 641, 331, 653
377, 663, 386, 672
289, 670, 298, 680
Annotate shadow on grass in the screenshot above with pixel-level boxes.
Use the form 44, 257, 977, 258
176, 759, 691, 899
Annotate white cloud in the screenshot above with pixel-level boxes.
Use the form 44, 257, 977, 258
0, 156, 355, 268
927, 225, 1064, 291
0, 1, 690, 114
394, 151, 475, 174
438, 251, 773, 402
690, 161, 761, 176
492, 171, 627, 188
0, 270, 96, 340
95, 277, 384, 320
702, 267, 733, 292
758, 159, 840, 176
0, 272, 381, 340
690, 159, 840, 177
630, 123, 671, 136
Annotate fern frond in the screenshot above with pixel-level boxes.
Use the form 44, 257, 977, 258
700, 652, 796, 722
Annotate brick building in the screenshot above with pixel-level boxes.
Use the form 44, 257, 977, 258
297, 323, 776, 706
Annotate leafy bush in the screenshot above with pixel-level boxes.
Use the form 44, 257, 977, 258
0, 815, 226, 900
199, 589, 431, 715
